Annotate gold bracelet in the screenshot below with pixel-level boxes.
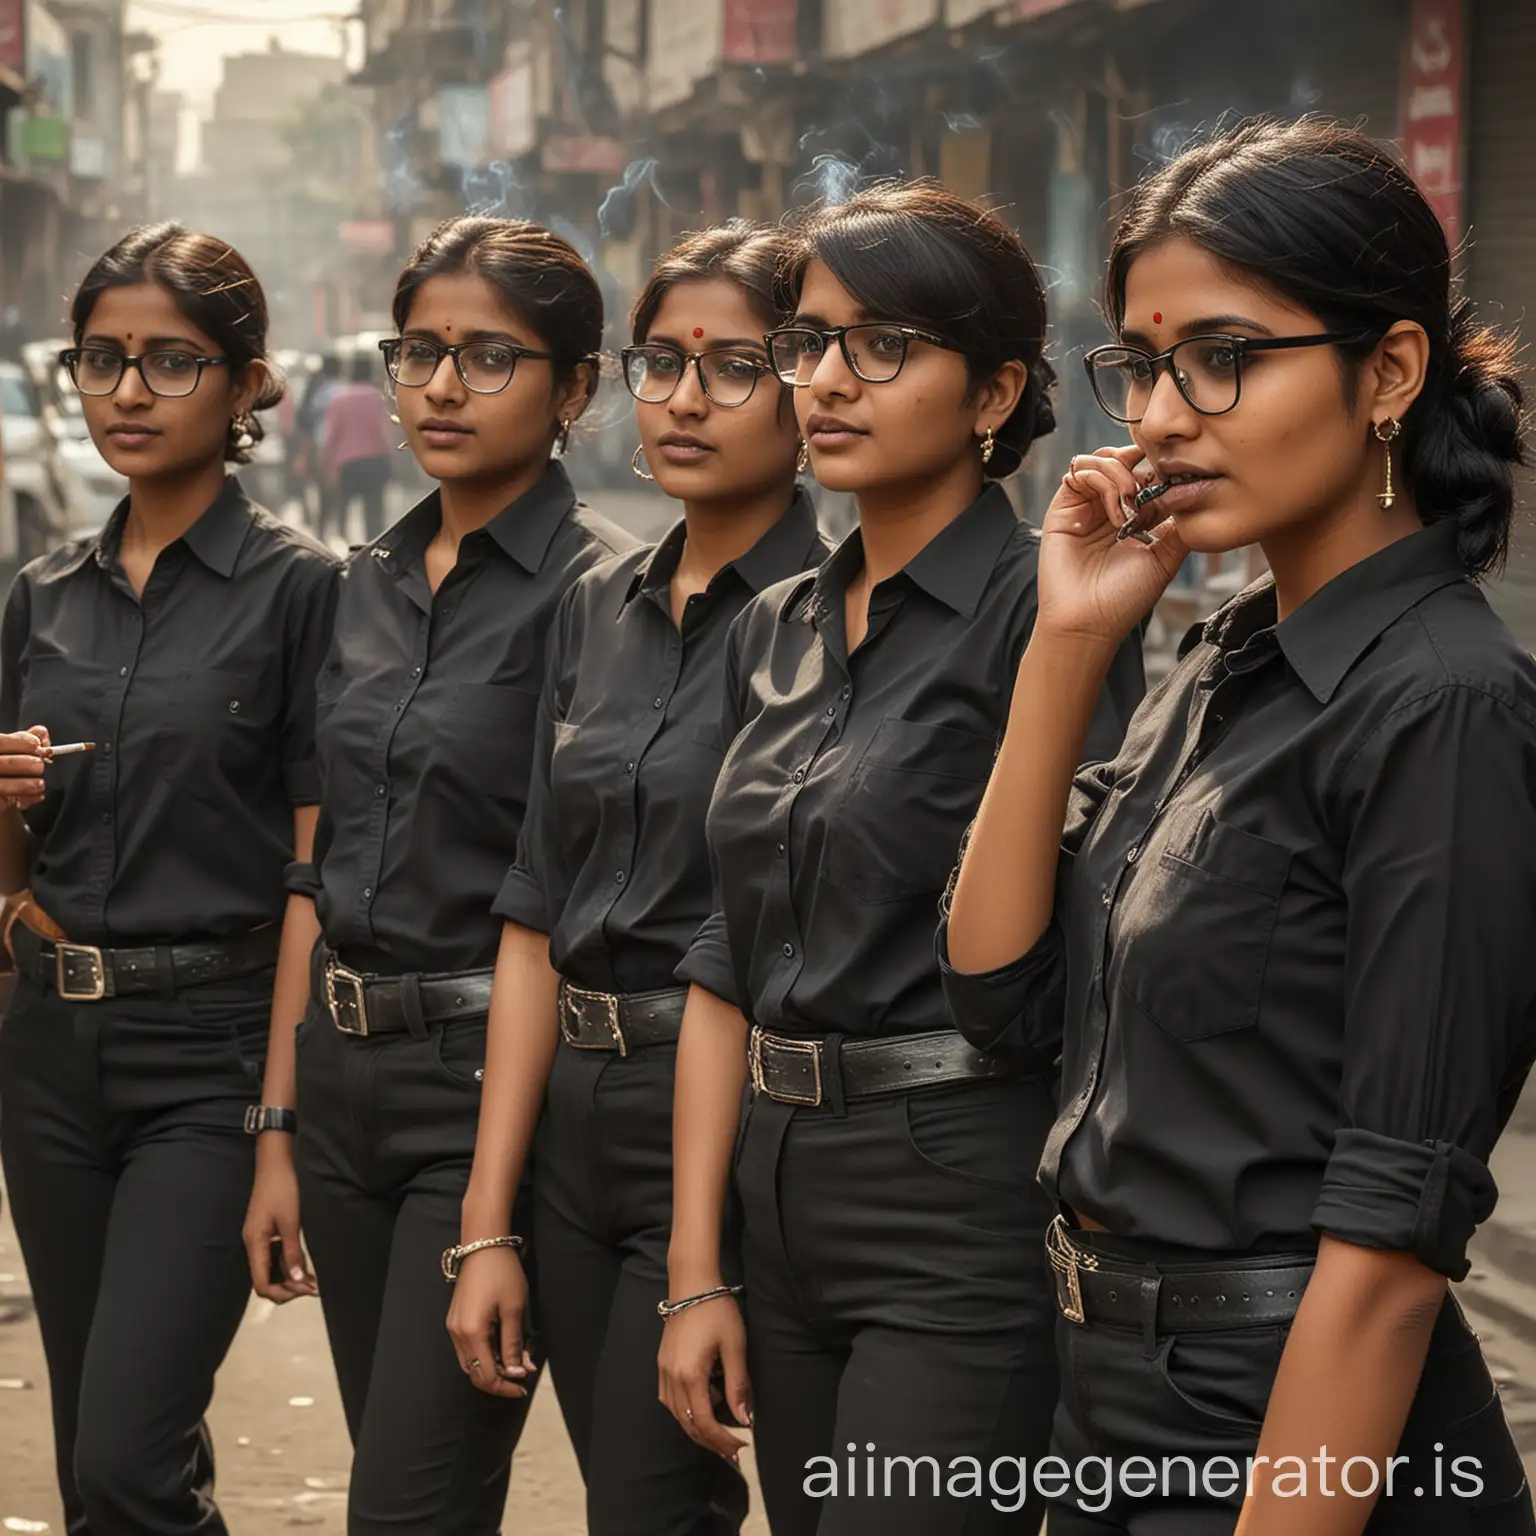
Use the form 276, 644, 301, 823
656, 1283, 745, 1319
441, 1234, 524, 1282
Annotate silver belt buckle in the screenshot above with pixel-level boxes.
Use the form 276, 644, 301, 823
1047, 1215, 1099, 1326
55, 942, 106, 1002
325, 961, 370, 1036
749, 1027, 823, 1106
559, 983, 627, 1056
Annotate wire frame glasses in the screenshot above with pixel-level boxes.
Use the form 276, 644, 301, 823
379, 337, 553, 395
1083, 331, 1375, 423
765, 323, 962, 387
59, 347, 230, 399
620, 345, 776, 408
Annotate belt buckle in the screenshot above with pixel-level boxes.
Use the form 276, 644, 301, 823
325, 961, 370, 1036
54, 942, 105, 1002
560, 983, 627, 1057
1047, 1215, 1099, 1326
750, 1028, 823, 1107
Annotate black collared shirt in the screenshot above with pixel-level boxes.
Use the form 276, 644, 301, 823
0, 478, 339, 944
303, 462, 637, 975
939, 520, 1536, 1280
679, 484, 1145, 1037
493, 492, 828, 994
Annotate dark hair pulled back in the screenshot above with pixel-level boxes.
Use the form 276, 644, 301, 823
392, 216, 603, 419
71, 222, 283, 465
1107, 115, 1526, 580
778, 180, 1056, 479
631, 218, 786, 342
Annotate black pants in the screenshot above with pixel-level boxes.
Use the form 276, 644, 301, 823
534, 1039, 748, 1536
329, 458, 391, 545
1048, 1237, 1535, 1534
0, 973, 269, 1536
294, 997, 539, 1535
737, 1074, 1061, 1536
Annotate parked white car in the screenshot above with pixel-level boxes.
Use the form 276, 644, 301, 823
0, 361, 71, 578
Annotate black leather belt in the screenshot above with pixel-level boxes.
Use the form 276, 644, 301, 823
748, 1025, 1012, 1107
1046, 1216, 1315, 1334
318, 946, 494, 1037
557, 980, 687, 1055
13, 921, 279, 1002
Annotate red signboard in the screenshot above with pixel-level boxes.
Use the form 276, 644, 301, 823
1401, 0, 1464, 250
0, 0, 24, 74
724, 0, 797, 64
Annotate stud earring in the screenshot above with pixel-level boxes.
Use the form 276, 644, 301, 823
980, 425, 996, 466
1373, 417, 1401, 509
797, 439, 809, 474
631, 443, 655, 482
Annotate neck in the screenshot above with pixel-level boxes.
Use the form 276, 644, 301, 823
437, 458, 549, 547
123, 459, 228, 552
1262, 479, 1423, 621
854, 459, 984, 588
676, 480, 796, 586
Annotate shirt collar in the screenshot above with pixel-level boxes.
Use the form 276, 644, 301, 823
783, 482, 1018, 623
79, 475, 254, 580
1201, 520, 1468, 703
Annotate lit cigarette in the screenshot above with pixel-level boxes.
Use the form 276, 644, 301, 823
48, 742, 97, 757
1115, 480, 1174, 543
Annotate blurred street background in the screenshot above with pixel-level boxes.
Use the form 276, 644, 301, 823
0, 0, 1534, 1528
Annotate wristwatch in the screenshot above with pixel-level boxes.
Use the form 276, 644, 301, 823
243, 1105, 298, 1136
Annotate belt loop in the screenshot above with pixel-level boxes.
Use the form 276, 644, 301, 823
155, 945, 176, 1002
1139, 1266, 1162, 1360
822, 1032, 847, 1118
400, 974, 428, 1041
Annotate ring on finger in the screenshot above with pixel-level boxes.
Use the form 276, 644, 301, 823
467, 1358, 481, 1371
685, 1407, 695, 1421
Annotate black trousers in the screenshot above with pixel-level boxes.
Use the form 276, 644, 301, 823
294, 997, 539, 1535
534, 1039, 748, 1536
737, 1074, 1061, 1536
1047, 1238, 1535, 1534
0, 972, 269, 1536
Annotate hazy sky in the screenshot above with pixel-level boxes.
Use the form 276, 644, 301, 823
126, 0, 357, 107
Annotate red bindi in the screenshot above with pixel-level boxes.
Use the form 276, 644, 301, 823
1152, 312, 1163, 325
692, 327, 704, 338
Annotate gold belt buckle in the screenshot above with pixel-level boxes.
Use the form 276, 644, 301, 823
325, 960, 370, 1036
1047, 1215, 1099, 1326
749, 1027, 823, 1106
55, 942, 106, 1002
559, 983, 626, 1056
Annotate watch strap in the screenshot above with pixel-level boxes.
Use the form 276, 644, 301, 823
244, 1105, 298, 1135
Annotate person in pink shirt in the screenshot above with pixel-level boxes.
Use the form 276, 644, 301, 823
322, 353, 394, 544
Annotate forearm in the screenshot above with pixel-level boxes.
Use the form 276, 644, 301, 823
461, 921, 560, 1241
945, 632, 1116, 974
1236, 1237, 1445, 1536
668, 984, 748, 1294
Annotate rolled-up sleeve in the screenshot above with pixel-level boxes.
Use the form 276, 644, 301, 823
280, 558, 341, 805
491, 669, 564, 935
1311, 684, 1536, 1279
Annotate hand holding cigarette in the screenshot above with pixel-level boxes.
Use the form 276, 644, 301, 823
0, 725, 52, 812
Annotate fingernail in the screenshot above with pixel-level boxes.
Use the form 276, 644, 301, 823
290, 1267, 305, 1282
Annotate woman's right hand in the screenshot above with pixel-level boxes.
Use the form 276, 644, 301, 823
447, 1246, 537, 1399
658, 1294, 751, 1462
1036, 445, 1189, 647
0, 726, 50, 813
243, 1136, 317, 1303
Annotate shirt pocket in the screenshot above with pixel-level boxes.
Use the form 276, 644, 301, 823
1118, 807, 1292, 1041
169, 665, 277, 790
822, 716, 995, 905
440, 682, 540, 797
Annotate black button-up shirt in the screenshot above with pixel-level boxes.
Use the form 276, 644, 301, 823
303, 463, 637, 975
679, 485, 1145, 1037
0, 479, 339, 943
493, 491, 828, 994
940, 520, 1536, 1280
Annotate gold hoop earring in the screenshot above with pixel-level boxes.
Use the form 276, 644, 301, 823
631, 444, 655, 482
980, 425, 996, 466
1373, 417, 1401, 509
797, 439, 809, 474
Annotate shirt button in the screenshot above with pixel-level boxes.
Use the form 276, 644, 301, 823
624, 761, 636, 775
1126, 843, 1142, 864
375, 784, 386, 797
363, 886, 373, 899
840, 686, 851, 700
396, 700, 405, 711
614, 870, 626, 885
118, 665, 128, 678
100, 812, 111, 825
652, 697, 663, 710
775, 842, 785, 858
228, 700, 241, 714
824, 706, 836, 719
792, 767, 805, 783
782, 942, 794, 958
102, 742, 112, 755
411, 666, 421, 677
1101, 889, 1113, 907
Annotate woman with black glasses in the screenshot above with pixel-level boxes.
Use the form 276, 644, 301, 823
0, 225, 338, 1535
943, 118, 1535, 1533
656, 184, 1144, 1536
446, 221, 825, 1536
243, 216, 635, 1533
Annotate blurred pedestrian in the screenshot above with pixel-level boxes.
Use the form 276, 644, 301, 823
294, 352, 341, 531
0, 223, 338, 1536
321, 352, 394, 546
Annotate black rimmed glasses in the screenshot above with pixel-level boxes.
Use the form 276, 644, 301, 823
620, 345, 776, 408
59, 347, 230, 399
1083, 330, 1377, 423
379, 337, 553, 395
765, 323, 963, 387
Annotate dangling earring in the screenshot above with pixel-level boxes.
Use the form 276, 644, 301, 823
796, 439, 809, 474
631, 444, 655, 482
558, 417, 572, 456
980, 425, 996, 466
1373, 417, 1401, 509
